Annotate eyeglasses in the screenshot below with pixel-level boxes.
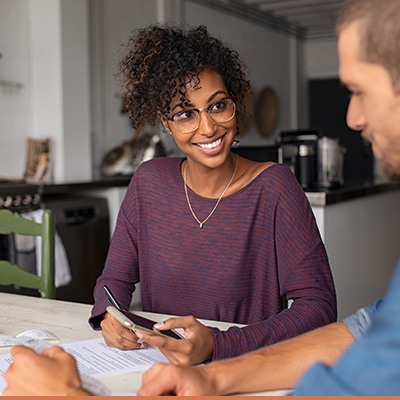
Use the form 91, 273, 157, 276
165, 96, 237, 134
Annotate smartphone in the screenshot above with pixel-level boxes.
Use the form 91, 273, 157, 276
106, 305, 183, 340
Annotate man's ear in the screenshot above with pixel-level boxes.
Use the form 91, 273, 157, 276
158, 112, 173, 135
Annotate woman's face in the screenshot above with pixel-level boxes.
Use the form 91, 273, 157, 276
162, 69, 237, 170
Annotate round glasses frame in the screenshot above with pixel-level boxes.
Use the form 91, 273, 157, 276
165, 96, 238, 134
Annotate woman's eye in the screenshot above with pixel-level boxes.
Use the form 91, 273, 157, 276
174, 110, 196, 121
211, 100, 227, 113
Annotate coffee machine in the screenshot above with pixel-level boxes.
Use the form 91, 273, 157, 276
277, 129, 320, 190
277, 129, 345, 190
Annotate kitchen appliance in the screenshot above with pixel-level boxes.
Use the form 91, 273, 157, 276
277, 130, 320, 190
318, 136, 346, 189
45, 196, 110, 304
277, 130, 345, 190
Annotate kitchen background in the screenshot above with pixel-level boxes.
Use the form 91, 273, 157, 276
1, 0, 400, 320
1, 0, 346, 181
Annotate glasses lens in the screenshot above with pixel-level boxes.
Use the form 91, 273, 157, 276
172, 109, 200, 133
209, 98, 236, 124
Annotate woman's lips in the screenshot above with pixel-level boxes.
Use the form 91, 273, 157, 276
196, 136, 223, 149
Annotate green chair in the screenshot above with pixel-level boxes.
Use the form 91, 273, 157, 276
0, 209, 55, 299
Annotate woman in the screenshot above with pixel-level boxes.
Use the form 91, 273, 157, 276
90, 24, 336, 365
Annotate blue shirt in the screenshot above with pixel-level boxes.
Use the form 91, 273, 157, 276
293, 258, 400, 395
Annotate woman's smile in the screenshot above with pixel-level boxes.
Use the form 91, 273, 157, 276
197, 136, 223, 149
163, 69, 236, 169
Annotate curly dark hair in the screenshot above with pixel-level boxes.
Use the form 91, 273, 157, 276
116, 24, 250, 133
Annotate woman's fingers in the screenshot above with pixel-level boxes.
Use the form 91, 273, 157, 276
101, 312, 142, 349
135, 316, 213, 365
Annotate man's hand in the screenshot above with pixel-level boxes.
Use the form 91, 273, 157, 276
3, 346, 81, 396
138, 362, 216, 396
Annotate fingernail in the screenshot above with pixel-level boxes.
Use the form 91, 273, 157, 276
154, 322, 164, 329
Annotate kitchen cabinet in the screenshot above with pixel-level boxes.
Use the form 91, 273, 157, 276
308, 183, 400, 320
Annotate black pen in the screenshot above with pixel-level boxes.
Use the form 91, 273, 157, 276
103, 285, 123, 310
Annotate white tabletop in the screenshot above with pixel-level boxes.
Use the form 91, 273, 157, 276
0, 292, 288, 396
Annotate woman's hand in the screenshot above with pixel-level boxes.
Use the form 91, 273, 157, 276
100, 311, 142, 350
138, 362, 216, 396
136, 315, 214, 365
3, 346, 81, 396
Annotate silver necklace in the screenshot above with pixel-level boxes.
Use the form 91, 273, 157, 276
183, 154, 239, 229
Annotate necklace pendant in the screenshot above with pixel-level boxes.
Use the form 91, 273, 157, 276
199, 222, 203, 228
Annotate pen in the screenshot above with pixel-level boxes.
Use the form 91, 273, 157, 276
103, 285, 123, 310
104, 292, 147, 349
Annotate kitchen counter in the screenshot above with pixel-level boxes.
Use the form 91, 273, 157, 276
305, 179, 400, 206
40, 176, 133, 196
2, 175, 399, 209
41, 176, 400, 208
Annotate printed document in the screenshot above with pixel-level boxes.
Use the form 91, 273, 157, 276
0, 336, 168, 394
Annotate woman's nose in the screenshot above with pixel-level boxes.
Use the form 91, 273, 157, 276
197, 109, 218, 136
346, 96, 366, 131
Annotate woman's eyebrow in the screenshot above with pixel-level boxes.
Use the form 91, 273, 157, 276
207, 90, 227, 103
170, 89, 228, 112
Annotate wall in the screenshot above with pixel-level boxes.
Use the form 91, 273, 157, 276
90, 0, 161, 177
0, 0, 91, 181
305, 38, 339, 79
0, 0, 31, 178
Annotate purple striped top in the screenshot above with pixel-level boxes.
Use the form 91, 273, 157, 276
90, 157, 336, 360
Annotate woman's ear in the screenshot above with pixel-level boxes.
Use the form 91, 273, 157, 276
158, 112, 173, 135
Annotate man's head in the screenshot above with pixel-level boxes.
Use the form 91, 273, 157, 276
336, 0, 400, 182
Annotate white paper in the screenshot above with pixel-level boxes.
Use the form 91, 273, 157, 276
61, 337, 168, 378
0, 336, 168, 395
0, 329, 60, 347
16, 329, 60, 341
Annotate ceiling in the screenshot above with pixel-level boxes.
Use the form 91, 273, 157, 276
194, 0, 345, 40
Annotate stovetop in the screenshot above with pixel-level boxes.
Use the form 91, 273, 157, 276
0, 181, 41, 210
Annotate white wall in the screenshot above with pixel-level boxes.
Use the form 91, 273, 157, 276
0, 0, 31, 178
90, 0, 160, 178
0, 0, 91, 181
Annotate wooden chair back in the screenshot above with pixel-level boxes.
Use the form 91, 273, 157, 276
0, 209, 55, 298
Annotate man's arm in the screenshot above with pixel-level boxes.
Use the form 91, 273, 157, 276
139, 321, 355, 396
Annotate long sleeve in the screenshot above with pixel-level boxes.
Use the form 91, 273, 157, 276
89, 205, 139, 329
89, 158, 336, 358
211, 241, 336, 360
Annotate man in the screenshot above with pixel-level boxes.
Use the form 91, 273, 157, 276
3, 0, 400, 395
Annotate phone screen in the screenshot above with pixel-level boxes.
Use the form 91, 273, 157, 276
117, 309, 182, 340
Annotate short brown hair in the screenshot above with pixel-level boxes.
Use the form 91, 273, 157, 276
336, 0, 400, 91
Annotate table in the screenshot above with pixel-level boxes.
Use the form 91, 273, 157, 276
0, 292, 289, 396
